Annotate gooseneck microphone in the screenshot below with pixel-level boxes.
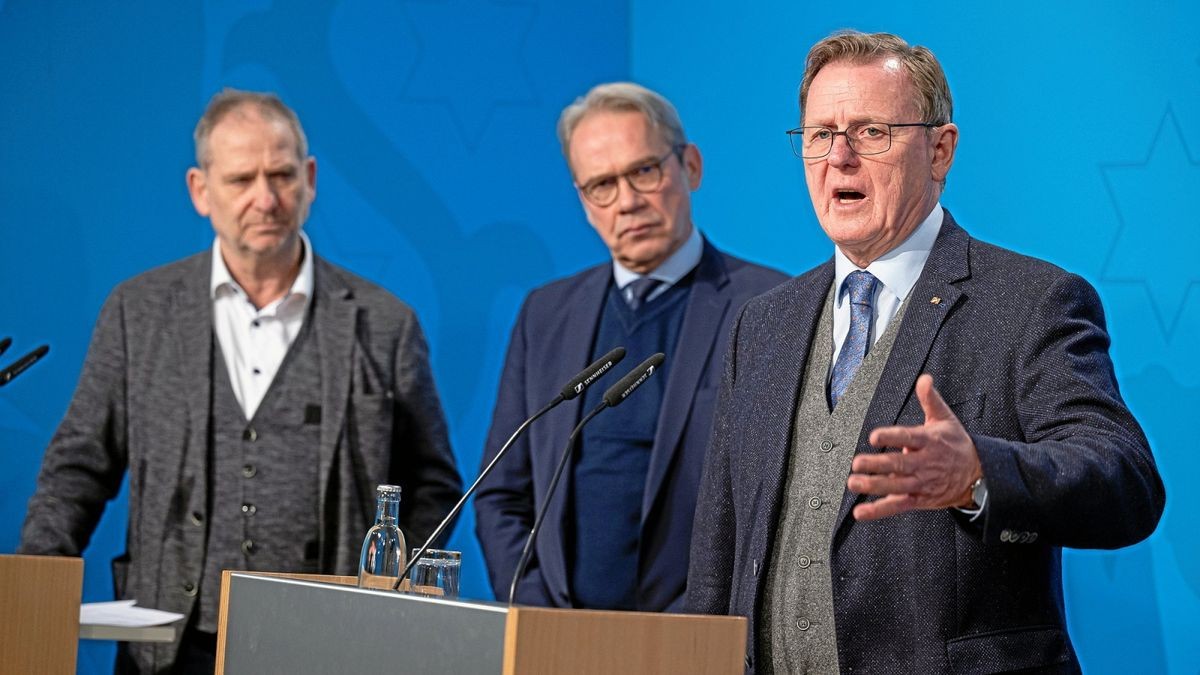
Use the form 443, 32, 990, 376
507, 352, 665, 604
0, 343, 49, 387
394, 346, 626, 590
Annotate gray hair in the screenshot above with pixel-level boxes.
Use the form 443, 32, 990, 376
799, 30, 953, 126
193, 88, 309, 168
557, 82, 687, 166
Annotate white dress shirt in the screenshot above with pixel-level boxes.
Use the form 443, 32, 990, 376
612, 225, 704, 302
830, 204, 944, 368
210, 232, 314, 419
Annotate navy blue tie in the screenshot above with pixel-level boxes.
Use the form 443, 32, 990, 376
626, 277, 662, 311
830, 270, 878, 408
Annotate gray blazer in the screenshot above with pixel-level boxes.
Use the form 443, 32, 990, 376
687, 213, 1165, 674
19, 249, 462, 672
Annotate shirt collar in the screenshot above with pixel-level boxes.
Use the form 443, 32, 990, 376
833, 204, 943, 306
612, 225, 703, 290
210, 230, 315, 304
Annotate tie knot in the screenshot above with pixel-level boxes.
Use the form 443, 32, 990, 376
843, 270, 877, 306
626, 277, 663, 309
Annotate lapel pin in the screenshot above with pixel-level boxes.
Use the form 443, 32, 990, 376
930, 296, 942, 305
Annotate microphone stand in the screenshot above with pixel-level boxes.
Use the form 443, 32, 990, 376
507, 402, 605, 604
394, 397, 560, 591
506, 352, 664, 604
393, 346, 628, 591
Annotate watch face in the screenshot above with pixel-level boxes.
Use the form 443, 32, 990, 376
972, 478, 989, 509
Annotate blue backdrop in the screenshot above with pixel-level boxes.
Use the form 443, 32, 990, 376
1, 1, 1195, 673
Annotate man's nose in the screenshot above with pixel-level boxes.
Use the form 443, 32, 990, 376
615, 178, 645, 212
826, 134, 860, 169
250, 176, 279, 211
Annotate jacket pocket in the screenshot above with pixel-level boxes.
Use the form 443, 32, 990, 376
946, 625, 1073, 674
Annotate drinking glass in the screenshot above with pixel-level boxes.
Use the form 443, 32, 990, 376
408, 548, 461, 599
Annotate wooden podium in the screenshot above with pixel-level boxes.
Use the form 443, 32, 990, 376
216, 572, 746, 675
0, 554, 84, 675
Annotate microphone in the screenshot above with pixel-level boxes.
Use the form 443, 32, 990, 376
560, 347, 625, 400
0, 344, 49, 387
507, 352, 665, 604
394, 346, 627, 590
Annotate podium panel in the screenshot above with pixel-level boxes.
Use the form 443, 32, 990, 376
504, 605, 745, 674
218, 572, 746, 675
220, 574, 507, 674
0, 554, 83, 675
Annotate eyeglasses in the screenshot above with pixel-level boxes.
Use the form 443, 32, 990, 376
786, 122, 938, 159
577, 146, 684, 207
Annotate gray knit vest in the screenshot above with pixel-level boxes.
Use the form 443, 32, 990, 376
758, 284, 909, 674
197, 316, 323, 632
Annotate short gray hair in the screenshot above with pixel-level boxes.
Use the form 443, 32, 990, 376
799, 30, 953, 126
557, 82, 687, 165
193, 88, 309, 168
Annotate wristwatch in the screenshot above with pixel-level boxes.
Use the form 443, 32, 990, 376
970, 476, 989, 509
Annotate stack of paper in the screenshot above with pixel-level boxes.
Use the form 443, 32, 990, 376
79, 600, 185, 643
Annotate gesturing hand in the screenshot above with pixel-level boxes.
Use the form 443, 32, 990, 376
848, 374, 981, 521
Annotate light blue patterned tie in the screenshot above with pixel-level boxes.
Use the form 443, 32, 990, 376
830, 270, 878, 408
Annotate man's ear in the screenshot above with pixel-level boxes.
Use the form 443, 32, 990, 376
186, 167, 210, 217
682, 143, 703, 191
929, 123, 958, 184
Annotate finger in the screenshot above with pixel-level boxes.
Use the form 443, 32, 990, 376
850, 451, 910, 476
846, 472, 922, 496
869, 425, 931, 450
916, 373, 955, 423
852, 494, 918, 521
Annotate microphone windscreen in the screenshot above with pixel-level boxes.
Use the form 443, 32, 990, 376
560, 346, 626, 400
602, 353, 665, 407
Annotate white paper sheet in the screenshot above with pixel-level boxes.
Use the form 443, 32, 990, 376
80, 600, 185, 627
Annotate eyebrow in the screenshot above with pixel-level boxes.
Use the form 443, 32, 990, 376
805, 118, 886, 128
578, 153, 665, 186
220, 162, 298, 182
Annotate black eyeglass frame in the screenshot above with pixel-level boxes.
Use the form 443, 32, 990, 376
785, 122, 939, 159
576, 144, 686, 207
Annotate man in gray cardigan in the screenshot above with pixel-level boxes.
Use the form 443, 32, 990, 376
19, 89, 462, 674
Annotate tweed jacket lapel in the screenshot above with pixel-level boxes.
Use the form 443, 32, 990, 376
832, 213, 973, 536
752, 262, 836, 547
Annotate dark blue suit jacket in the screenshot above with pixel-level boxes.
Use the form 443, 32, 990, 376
475, 239, 786, 611
687, 214, 1165, 673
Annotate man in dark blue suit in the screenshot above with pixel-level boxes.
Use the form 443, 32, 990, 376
687, 31, 1165, 673
475, 82, 786, 612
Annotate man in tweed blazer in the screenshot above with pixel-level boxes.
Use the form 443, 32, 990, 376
19, 90, 462, 674
686, 32, 1164, 673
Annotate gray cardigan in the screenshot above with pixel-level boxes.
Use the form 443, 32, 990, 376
20, 250, 462, 672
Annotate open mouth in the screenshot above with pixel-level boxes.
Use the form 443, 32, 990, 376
835, 189, 866, 203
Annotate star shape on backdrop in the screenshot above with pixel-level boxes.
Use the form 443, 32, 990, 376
1099, 106, 1200, 339
401, 0, 538, 151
